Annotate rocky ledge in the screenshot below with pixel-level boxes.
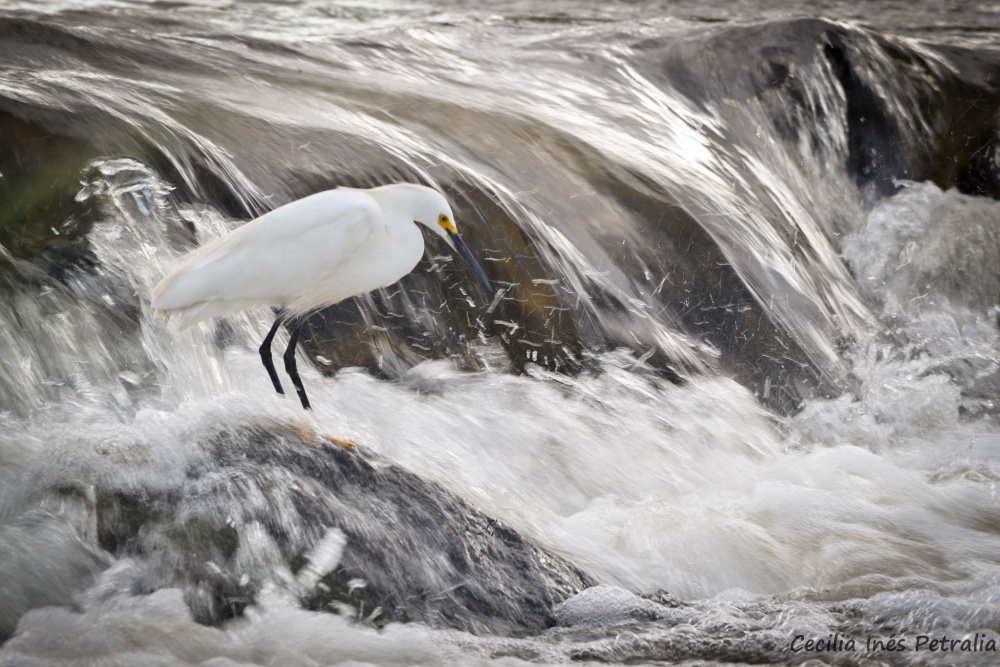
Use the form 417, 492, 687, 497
90, 423, 595, 637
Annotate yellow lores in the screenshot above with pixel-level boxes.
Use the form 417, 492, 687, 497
439, 213, 458, 235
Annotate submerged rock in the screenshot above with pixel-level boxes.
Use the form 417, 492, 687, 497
94, 423, 595, 636
553, 585, 685, 628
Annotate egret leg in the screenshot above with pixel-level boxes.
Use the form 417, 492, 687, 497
284, 318, 311, 410
259, 315, 285, 395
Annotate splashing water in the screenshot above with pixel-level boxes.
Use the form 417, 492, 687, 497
2, 2, 1000, 665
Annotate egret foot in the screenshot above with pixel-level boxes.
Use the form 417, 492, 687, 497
292, 425, 315, 444
322, 434, 356, 450
291, 426, 354, 450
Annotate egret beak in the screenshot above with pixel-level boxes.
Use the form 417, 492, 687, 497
447, 230, 492, 292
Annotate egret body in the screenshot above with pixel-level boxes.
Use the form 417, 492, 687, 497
152, 183, 492, 409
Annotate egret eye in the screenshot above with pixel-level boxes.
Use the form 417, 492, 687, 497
438, 214, 456, 233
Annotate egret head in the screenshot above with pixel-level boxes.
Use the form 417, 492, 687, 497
410, 188, 493, 293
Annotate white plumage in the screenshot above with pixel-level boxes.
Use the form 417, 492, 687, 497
152, 183, 492, 409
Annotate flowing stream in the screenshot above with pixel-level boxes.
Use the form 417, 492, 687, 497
1, 1, 1000, 665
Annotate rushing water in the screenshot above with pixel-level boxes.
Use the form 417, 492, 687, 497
1, 1, 1000, 665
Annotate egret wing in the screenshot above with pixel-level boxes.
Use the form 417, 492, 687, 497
152, 189, 384, 327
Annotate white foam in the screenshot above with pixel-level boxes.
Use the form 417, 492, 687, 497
843, 181, 1000, 319
0, 587, 438, 667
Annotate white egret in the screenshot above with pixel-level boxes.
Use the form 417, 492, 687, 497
152, 183, 492, 409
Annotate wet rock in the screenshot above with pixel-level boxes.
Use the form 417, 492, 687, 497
95, 423, 595, 636
657, 18, 1000, 200
0, 112, 99, 269
553, 586, 682, 628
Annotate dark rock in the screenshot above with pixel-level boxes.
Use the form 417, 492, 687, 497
823, 27, 1000, 200
0, 112, 99, 269
96, 423, 595, 636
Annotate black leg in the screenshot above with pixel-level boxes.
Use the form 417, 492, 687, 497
284, 317, 311, 410
259, 315, 285, 395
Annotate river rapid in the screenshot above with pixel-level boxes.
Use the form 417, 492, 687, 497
1, 1, 1000, 665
